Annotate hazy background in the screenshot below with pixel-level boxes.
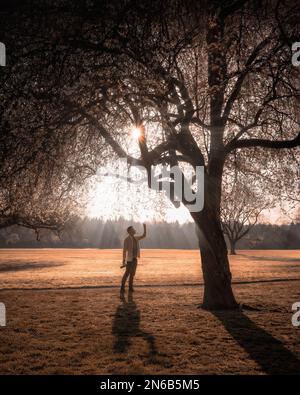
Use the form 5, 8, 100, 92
1, 217, 299, 250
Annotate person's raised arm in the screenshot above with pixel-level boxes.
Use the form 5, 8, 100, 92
136, 223, 147, 240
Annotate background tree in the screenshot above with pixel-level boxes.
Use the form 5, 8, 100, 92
221, 168, 272, 255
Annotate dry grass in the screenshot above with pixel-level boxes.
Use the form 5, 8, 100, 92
0, 249, 299, 374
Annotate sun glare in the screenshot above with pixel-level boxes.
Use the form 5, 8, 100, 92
131, 126, 141, 140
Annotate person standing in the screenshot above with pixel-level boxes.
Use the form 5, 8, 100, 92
120, 224, 146, 293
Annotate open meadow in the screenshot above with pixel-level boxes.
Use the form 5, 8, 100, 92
0, 249, 300, 374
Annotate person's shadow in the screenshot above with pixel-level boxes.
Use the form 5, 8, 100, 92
213, 309, 300, 375
112, 292, 157, 356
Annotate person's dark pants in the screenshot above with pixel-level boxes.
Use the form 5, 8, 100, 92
121, 258, 137, 290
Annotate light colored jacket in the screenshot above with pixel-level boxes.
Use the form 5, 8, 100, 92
124, 235, 140, 261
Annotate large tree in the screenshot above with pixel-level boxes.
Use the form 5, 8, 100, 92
2, 0, 300, 309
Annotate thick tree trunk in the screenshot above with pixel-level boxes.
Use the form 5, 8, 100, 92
194, 212, 239, 310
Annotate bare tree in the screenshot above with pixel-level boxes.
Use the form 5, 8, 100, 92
65, 0, 299, 309
221, 170, 272, 255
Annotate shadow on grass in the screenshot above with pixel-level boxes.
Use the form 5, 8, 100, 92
0, 261, 63, 273
213, 310, 300, 375
112, 292, 157, 356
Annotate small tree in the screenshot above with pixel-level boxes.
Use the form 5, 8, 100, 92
221, 172, 271, 255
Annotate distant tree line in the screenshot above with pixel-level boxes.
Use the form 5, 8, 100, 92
0, 217, 299, 250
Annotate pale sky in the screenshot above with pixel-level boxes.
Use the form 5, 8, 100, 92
86, 169, 294, 225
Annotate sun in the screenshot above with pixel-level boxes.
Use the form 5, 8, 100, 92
131, 126, 142, 140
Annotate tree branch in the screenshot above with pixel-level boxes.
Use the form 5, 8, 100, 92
227, 132, 300, 151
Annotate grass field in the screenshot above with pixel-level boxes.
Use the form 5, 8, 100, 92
0, 249, 300, 374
